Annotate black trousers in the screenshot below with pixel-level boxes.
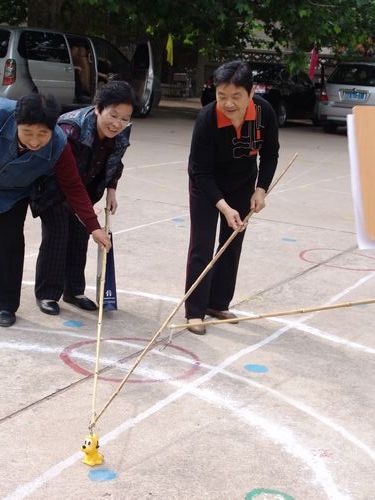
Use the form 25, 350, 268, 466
35, 203, 89, 300
0, 198, 29, 312
185, 180, 255, 319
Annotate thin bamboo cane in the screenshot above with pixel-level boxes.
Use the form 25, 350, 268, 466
169, 297, 375, 329
89, 208, 109, 431
91, 154, 298, 427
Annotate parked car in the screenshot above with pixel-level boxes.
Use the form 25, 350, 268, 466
318, 61, 375, 132
201, 63, 318, 127
0, 26, 160, 116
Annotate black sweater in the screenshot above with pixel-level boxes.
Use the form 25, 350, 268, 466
188, 95, 279, 205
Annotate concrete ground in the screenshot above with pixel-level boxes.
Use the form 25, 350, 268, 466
0, 101, 374, 500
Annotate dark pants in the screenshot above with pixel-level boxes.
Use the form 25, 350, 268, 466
35, 203, 89, 300
0, 198, 29, 312
185, 180, 255, 319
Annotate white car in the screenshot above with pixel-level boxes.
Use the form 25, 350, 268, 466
0, 26, 160, 116
318, 62, 375, 132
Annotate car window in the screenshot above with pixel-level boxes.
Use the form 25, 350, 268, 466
328, 64, 375, 86
0, 29, 10, 58
91, 37, 131, 81
252, 65, 286, 82
18, 31, 70, 64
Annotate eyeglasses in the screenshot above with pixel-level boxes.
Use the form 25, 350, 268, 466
108, 112, 132, 128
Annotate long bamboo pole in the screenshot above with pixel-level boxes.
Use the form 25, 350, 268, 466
90, 154, 298, 428
89, 208, 109, 431
169, 297, 375, 329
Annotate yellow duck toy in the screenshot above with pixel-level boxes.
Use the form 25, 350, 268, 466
81, 434, 104, 466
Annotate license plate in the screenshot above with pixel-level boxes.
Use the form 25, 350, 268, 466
256, 83, 266, 94
341, 89, 367, 101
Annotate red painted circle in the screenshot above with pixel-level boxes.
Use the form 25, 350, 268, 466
60, 337, 201, 383
299, 248, 375, 271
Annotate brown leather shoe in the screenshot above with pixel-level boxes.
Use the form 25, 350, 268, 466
187, 319, 206, 335
206, 308, 239, 324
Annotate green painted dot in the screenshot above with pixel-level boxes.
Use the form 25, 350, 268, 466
245, 488, 294, 499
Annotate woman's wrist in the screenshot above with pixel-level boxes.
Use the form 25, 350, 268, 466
216, 198, 230, 214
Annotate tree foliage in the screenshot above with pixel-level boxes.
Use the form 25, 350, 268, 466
253, 0, 375, 64
0, 0, 27, 25
1, 0, 375, 64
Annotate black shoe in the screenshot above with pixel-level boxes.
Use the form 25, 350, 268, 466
206, 308, 239, 323
36, 299, 60, 316
0, 310, 16, 327
187, 319, 206, 335
63, 294, 97, 311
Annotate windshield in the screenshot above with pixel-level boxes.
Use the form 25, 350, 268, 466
251, 64, 287, 83
328, 64, 375, 86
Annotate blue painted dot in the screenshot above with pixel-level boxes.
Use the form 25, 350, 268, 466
282, 237, 297, 243
171, 217, 185, 226
63, 320, 84, 328
88, 468, 117, 481
244, 364, 268, 373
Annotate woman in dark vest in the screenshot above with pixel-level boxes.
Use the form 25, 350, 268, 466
33, 80, 134, 315
0, 94, 110, 327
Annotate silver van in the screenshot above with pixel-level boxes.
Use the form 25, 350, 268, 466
318, 62, 375, 132
0, 26, 160, 116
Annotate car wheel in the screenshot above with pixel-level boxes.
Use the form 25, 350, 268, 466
277, 100, 288, 127
312, 117, 321, 126
323, 122, 337, 133
135, 92, 154, 118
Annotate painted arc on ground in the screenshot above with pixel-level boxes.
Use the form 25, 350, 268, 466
299, 248, 375, 271
245, 488, 295, 499
60, 337, 201, 383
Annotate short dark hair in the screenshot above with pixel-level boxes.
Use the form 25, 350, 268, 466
213, 60, 253, 94
15, 93, 60, 130
95, 80, 136, 112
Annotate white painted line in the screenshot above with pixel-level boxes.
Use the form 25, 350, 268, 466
3, 335, 374, 469
124, 160, 186, 171
86, 284, 180, 304
21, 281, 181, 305
23, 213, 188, 253
20, 275, 375, 355
275, 175, 348, 194
232, 271, 375, 355
7, 325, 94, 340
0, 341, 59, 355
5, 273, 373, 497
112, 214, 188, 235
124, 173, 185, 192
268, 318, 375, 354
4, 322, 348, 500
189, 387, 350, 500
217, 367, 375, 463
272, 165, 315, 189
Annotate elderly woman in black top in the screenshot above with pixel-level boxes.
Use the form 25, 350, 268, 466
185, 60, 279, 335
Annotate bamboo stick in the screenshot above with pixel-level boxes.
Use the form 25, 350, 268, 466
169, 297, 375, 329
91, 154, 298, 427
89, 208, 109, 431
